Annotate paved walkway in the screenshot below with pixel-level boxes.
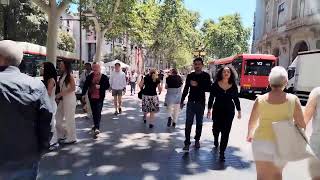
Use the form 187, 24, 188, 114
38, 89, 312, 180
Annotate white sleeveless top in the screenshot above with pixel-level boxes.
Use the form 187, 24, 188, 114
49, 79, 57, 115
59, 73, 76, 102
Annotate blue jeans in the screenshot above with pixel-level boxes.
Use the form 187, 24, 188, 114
0, 160, 39, 180
130, 82, 136, 94
184, 102, 205, 146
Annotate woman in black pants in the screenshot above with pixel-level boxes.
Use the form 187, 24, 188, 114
207, 65, 241, 162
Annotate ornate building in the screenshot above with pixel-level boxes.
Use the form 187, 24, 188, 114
252, 0, 320, 68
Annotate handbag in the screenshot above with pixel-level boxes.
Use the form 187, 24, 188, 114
272, 94, 316, 162
138, 76, 144, 99
138, 89, 143, 99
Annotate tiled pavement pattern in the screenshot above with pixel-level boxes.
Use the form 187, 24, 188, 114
38, 90, 312, 180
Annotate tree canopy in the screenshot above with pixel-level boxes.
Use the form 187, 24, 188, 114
127, 0, 201, 68
57, 30, 75, 52
0, 1, 47, 45
81, 0, 136, 61
201, 13, 251, 59
2, 0, 252, 67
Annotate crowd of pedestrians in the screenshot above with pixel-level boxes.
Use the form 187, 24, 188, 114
0, 40, 320, 180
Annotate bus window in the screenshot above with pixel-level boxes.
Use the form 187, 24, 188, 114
244, 60, 273, 76
232, 58, 242, 77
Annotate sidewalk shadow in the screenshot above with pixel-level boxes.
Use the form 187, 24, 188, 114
39, 95, 253, 180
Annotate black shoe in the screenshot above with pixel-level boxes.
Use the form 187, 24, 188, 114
94, 129, 100, 135
219, 153, 225, 162
49, 143, 59, 151
167, 117, 172, 127
92, 129, 100, 139
118, 108, 122, 114
143, 115, 147, 124
214, 141, 219, 148
183, 145, 190, 152
114, 111, 119, 115
60, 140, 77, 145
149, 124, 154, 129
172, 122, 176, 128
195, 141, 200, 149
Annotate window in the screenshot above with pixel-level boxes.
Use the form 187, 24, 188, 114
298, 0, 305, 18
265, 1, 271, 31
277, 2, 285, 27
316, 40, 320, 49
288, 68, 295, 80
232, 58, 242, 77
245, 60, 274, 76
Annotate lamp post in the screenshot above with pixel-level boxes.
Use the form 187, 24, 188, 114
1, 0, 9, 40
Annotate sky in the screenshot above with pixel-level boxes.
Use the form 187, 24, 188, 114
184, 0, 256, 28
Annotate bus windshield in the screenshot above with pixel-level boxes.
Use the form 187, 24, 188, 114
244, 60, 274, 76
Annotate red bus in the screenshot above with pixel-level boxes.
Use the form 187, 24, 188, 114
209, 54, 278, 95
17, 42, 80, 77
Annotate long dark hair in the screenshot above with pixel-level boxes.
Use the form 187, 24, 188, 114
214, 65, 237, 85
62, 61, 72, 86
43, 62, 57, 88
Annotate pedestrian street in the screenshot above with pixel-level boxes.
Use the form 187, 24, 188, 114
37, 89, 312, 180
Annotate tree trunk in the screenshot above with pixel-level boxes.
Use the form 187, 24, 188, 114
46, 9, 59, 65
94, 30, 103, 62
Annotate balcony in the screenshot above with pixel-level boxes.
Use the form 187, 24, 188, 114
286, 10, 320, 31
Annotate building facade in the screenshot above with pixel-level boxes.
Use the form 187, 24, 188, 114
252, 0, 320, 68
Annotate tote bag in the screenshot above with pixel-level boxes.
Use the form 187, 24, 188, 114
272, 94, 316, 162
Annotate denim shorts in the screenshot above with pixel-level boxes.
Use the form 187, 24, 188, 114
112, 89, 123, 96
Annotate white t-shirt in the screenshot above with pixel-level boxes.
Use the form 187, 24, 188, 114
130, 73, 138, 83
110, 71, 127, 90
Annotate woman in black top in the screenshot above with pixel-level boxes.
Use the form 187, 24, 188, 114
207, 65, 241, 162
139, 69, 162, 128
165, 68, 183, 128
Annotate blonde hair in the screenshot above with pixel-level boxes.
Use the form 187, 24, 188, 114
268, 66, 288, 88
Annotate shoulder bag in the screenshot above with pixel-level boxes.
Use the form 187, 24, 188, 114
272, 94, 317, 162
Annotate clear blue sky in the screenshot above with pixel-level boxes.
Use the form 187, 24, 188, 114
184, 0, 256, 28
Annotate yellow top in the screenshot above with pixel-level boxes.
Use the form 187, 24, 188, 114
253, 95, 296, 141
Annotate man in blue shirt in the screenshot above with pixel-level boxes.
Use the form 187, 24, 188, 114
0, 40, 53, 180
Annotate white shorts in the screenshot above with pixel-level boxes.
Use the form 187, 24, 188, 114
252, 140, 287, 167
